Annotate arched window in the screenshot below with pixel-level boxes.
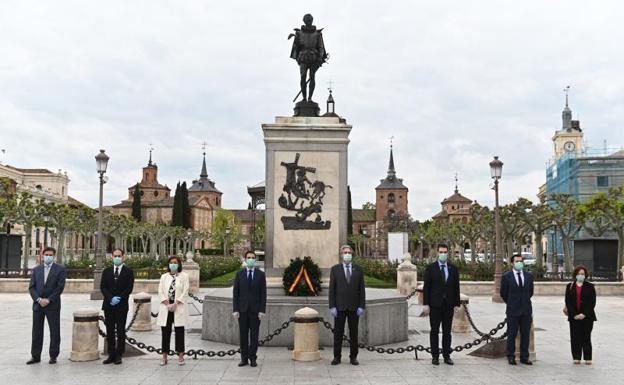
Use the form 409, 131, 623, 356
388, 193, 396, 203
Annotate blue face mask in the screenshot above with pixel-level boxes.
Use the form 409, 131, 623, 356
576, 274, 585, 282
43, 255, 54, 265
169, 263, 179, 273
438, 253, 448, 262
514, 261, 524, 271
113, 256, 123, 266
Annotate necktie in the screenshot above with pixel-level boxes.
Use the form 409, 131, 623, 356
346, 265, 351, 284
517, 272, 523, 289
114, 267, 119, 279
247, 270, 253, 284
44, 266, 50, 284
441, 265, 447, 283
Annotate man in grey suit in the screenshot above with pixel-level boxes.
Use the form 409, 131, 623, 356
27, 246, 66, 364
328, 245, 366, 366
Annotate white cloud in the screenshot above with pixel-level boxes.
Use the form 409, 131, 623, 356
1, 0, 623, 220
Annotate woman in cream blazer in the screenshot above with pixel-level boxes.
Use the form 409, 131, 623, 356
157, 256, 189, 366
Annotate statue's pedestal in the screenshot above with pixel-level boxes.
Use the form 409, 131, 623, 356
262, 116, 352, 277
294, 101, 320, 117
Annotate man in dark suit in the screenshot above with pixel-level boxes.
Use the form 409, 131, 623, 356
100, 248, 134, 365
422, 244, 461, 366
27, 246, 66, 365
233, 250, 267, 367
500, 253, 534, 365
328, 245, 366, 366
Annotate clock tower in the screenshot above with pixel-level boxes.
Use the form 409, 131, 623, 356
553, 87, 583, 160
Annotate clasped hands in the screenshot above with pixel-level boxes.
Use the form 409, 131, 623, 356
562, 307, 585, 320
329, 307, 365, 317
38, 298, 50, 307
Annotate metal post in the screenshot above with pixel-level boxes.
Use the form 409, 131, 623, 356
492, 179, 503, 303
90, 173, 104, 300
553, 226, 559, 275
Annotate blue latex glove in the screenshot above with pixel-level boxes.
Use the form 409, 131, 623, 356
356, 307, 365, 317
110, 296, 121, 306
329, 307, 338, 318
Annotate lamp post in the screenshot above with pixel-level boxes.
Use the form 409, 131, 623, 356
490, 156, 504, 303
90, 149, 109, 300
224, 225, 231, 257
419, 235, 424, 261
552, 220, 559, 275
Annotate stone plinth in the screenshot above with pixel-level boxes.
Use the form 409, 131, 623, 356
452, 294, 470, 333
416, 284, 424, 305
292, 307, 321, 361
183, 259, 200, 294
70, 308, 100, 362
515, 320, 536, 361
131, 292, 153, 332
262, 116, 352, 277
396, 253, 417, 296
202, 288, 407, 347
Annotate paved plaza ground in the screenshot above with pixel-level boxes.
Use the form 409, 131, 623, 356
1, 290, 622, 385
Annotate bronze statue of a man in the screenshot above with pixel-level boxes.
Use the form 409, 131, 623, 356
289, 14, 327, 103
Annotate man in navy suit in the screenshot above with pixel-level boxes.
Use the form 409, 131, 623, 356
27, 247, 66, 364
232, 250, 266, 368
500, 253, 534, 365
422, 244, 461, 365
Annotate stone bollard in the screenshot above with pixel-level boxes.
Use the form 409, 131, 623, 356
131, 292, 153, 332
70, 309, 100, 362
292, 307, 321, 361
515, 320, 536, 361
397, 253, 418, 296
183, 258, 200, 294
452, 294, 470, 333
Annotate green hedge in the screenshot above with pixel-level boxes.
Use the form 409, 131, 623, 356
63, 256, 168, 269
197, 255, 242, 281
196, 248, 224, 256
354, 257, 399, 283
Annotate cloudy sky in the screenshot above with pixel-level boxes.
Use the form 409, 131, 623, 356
1, 0, 623, 220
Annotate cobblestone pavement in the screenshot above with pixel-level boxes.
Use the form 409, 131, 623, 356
1, 291, 622, 385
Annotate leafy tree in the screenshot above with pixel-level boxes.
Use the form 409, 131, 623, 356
181, 182, 191, 229
12, 193, 46, 269
550, 193, 583, 273
579, 186, 624, 271
210, 209, 241, 251
513, 197, 554, 269
362, 202, 376, 210
171, 182, 182, 227
131, 184, 142, 222
41, 202, 80, 263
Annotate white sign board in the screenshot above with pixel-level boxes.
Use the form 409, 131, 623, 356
388, 232, 409, 262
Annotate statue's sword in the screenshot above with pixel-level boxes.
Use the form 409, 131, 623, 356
292, 78, 311, 103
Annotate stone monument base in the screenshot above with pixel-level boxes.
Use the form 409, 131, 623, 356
201, 288, 408, 347
293, 100, 320, 117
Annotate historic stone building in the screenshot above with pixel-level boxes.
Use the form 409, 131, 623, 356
375, 146, 409, 222
432, 178, 473, 224
112, 151, 222, 233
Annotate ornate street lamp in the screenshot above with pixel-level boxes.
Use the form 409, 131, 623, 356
490, 156, 504, 303
90, 149, 109, 300
224, 225, 231, 257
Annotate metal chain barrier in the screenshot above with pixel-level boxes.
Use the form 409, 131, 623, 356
320, 314, 507, 356
188, 293, 204, 304
462, 303, 507, 341
125, 302, 141, 332
97, 313, 294, 359
405, 286, 420, 300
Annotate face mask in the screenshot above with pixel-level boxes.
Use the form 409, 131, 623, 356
245, 258, 256, 268
514, 261, 524, 271
43, 255, 54, 265
576, 274, 585, 283
438, 253, 448, 262
342, 254, 352, 263
113, 256, 123, 266
169, 263, 179, 273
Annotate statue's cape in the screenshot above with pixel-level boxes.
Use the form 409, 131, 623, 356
290, 27, 326, 61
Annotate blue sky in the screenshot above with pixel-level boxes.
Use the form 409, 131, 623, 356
1, 0, 623, 220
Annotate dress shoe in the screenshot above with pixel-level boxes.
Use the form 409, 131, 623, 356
49, 358, 57, 364
330, 358, 341, 365
350, 358, 359, 366
238, 360, 248, 367
250, 360, 257, 367
26, 358, 40, 365
114, 356, 122, 365
432, 357, 440, 366
508, 358, 517, 365
443, 357, 454, 365
520, 359, 533, 365
103, 356, 115, 365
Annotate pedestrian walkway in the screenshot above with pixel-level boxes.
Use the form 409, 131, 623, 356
1, 292, 622, 384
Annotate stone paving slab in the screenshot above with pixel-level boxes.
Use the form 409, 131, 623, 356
0, 291, 622, 384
